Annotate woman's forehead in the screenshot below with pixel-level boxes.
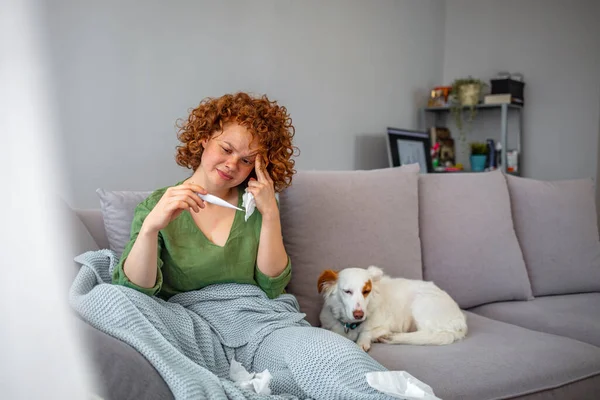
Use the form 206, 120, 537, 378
215, 123, 261, 153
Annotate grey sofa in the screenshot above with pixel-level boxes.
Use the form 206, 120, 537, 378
68, 166, 600, 400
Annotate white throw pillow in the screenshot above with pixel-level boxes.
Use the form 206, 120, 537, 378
96, 189, 152, 258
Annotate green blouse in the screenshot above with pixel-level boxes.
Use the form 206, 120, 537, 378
112, 181, 292, 300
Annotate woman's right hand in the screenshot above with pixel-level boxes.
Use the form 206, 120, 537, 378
142, 182, 207, 233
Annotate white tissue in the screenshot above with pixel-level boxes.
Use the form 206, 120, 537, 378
229, 358, 272, 395
242, 191, 256, 222
366, 371, 441, 400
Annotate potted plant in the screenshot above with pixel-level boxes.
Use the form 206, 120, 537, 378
450, 77, 488, 141
470, 142, 488, 172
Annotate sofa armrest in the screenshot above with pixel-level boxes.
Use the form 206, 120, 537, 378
73, 317, 173, 400
74, 209, 110, 250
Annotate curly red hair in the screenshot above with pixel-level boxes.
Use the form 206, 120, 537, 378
175, 92, 298, 192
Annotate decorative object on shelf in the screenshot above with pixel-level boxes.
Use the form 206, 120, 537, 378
490, 72, 525, 105
484, 94, 514, 105
449, 76, 488, 141
470, 142, 488, 172
485, 139, 497, 170
507, 150, 519, 173
428, 127, 460, 172
427, 86, 452, 107
430, 142, 440, 169
386, 127, 432, 173
434, 127, 456, 167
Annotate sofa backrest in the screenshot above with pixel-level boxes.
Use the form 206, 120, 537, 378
68, 167, 600, 324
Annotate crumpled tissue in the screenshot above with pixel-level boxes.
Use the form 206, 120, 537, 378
229, 358, 272, 395
242, 191, 256, 222
366, 371, 441, 400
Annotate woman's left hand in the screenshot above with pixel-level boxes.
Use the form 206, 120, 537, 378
247, 156, 278, 219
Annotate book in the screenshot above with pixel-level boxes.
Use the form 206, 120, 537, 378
484, 94, 522, 105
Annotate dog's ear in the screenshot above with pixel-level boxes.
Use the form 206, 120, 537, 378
366, 265, 383, 282
317, 269, 338, 294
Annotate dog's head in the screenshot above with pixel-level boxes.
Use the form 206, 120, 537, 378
317, 266, 384, 323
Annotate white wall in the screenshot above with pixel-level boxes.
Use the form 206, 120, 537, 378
45, 0, 445, 208
443, 0, 600, 181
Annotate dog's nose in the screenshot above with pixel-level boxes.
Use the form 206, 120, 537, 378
353, 310, 364, 320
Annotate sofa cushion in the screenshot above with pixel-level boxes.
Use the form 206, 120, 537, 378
506, 175, 600, 296
96, 189, 152, 258
510, 376, 600, 400
470, 293, 600, 347
280, 165, 423, 326
419, 169, 533, 308
368, 312, 600, 400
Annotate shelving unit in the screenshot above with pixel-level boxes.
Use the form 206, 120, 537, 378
419, 103, 523, 174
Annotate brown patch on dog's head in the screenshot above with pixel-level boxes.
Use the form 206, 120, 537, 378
317, 270, 338, 293
362, 280, 372, 297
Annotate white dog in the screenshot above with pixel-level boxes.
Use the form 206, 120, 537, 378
318, 266, 467, 351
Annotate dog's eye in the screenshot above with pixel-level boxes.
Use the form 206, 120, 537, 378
362, 290, 371, 295
344, 289, 353, 295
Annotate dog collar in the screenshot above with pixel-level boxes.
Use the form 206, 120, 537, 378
341, 320, 363, 334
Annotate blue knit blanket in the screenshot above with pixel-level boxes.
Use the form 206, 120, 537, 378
69, 250, 392, 400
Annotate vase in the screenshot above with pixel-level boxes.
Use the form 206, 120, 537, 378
470, 154, 487, 172
459, 84, 481, 106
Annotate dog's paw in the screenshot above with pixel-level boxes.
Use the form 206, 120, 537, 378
356, 337, 371, 351
375, 334, 392, 344
357, 339, 371, 352
359, 342, 371, 351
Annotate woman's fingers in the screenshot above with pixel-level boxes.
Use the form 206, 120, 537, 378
254, 157, 268, 182
167, 187, 205, 209
181, 182, 207, 208
255, 157, 274, 190
190, 192, 206, 210
184, 194, 205, 212
245, 186, 257, 197
163, 194, 201, 214
247, 178, 263, 189
182, 182, 207, 195
168, 197, 198, 213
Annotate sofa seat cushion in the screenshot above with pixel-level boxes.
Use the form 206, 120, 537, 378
515, 376, 600, 400
506, 175, 600, 296
419, 170, 533, 308
367, 312, 600, 400
280, 165, 423, 326
470, 293, 600, 347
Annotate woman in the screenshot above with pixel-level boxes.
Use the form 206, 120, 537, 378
112, 92, 391, 399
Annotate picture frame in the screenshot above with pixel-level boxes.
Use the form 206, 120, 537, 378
386, 127, 432, 173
